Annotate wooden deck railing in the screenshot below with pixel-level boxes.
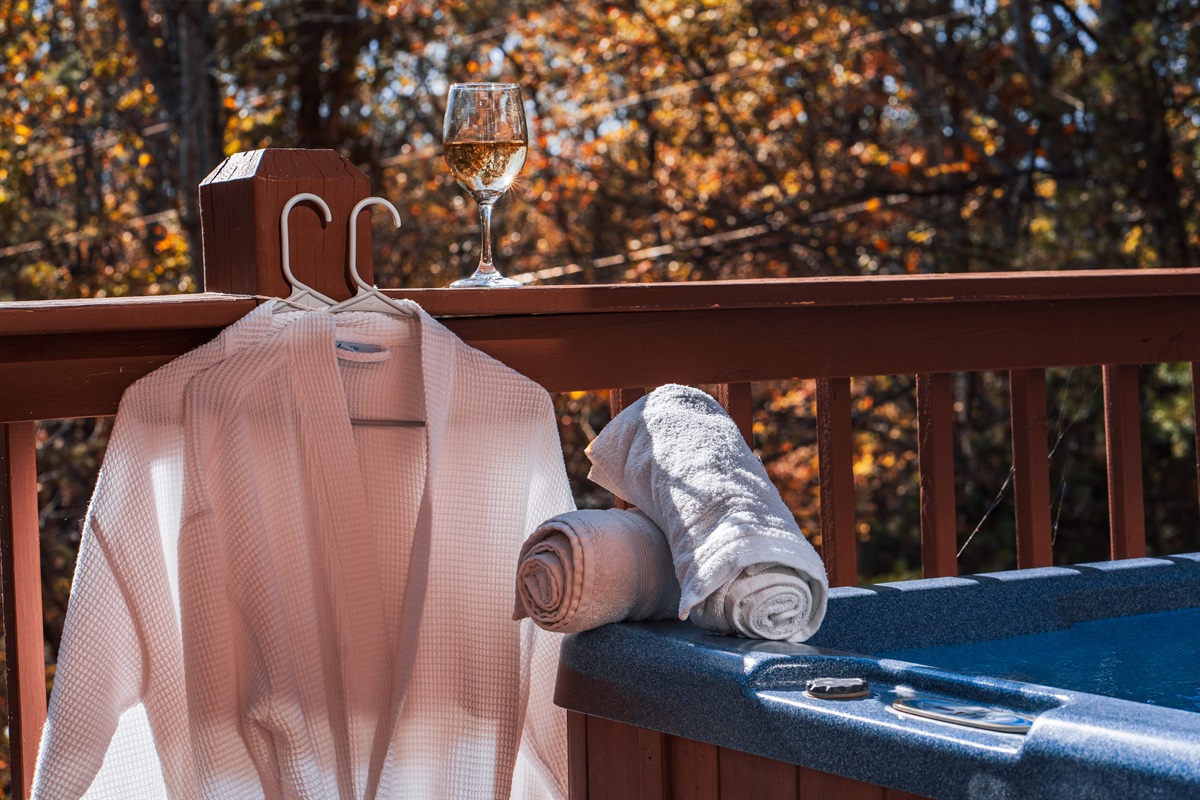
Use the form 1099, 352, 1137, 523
2, 148, 1200, 798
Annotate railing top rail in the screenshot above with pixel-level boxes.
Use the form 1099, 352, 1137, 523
3, 268, 1200, 335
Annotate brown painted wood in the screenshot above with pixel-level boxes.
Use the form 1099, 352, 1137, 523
717, 746, 798, 800
667, 735, 719, 800
1, 422, 47, 800
816, 377, 858, 587
1102, 364, 1146, 559
4, 282, 1200, 420
438, 296, 1200, 392
638, 728, 669, 800
586, 716, 644, 800
1193, 362, 1200, 529
715, 382, 753, 446
199, 149, 371, 298
387, 268, 1200, 317
917, 373, 958, 578
568, 710, 590, 800
1009, 369, 1054, 568
798, 765, 886, 799
610, 387, 647, 419
883, 790, 934, 800
607, 388, 647, 510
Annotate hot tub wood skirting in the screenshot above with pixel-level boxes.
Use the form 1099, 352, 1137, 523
3, 149, 1200, 799
569, 712, 930, 800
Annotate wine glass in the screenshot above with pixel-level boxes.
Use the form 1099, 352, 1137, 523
443, 83, 528, 288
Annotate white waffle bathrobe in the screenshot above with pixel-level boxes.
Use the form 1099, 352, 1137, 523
33, 304, 574, 799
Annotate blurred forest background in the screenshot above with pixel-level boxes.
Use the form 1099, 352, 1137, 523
1, 0, 1199, 791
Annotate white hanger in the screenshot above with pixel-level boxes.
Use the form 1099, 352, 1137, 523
328, 197, 417, 318
328, 196, 425, 428
275, 192, 337, 312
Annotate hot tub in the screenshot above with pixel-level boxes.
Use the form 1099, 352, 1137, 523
555, 553, 1200, 799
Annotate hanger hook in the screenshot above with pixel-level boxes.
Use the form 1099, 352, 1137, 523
281, 192, 333, 289
348, 197, 402, 292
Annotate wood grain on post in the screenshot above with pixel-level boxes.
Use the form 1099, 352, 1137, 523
199, 149, 372, 299
585, 716, 644, 799
567, 710, 590, 800
715, 382, 752, 446
799, 766, 887, 799
916, 372, 958, 578
606, 388, 646, 511
667, 737, 719, 800
1102, 363, 1146, 559
637, 728, 669, 800
1193, 362, 1200, 531
1008, 368, 1053, 568
1, 422, 47, 800
816, 377, 858, 586
716, 748, 797, 800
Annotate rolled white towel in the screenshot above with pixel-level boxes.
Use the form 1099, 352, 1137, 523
514, 508, 680, 633
692, 564, 818, 641
586, 384, 828, 642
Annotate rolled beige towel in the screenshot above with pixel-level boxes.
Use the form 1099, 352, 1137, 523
514, 509, 680, 633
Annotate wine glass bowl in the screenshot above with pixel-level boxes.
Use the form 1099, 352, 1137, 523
443, 83, 528, 288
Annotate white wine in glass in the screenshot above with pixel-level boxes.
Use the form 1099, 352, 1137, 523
443, 83, 528, 288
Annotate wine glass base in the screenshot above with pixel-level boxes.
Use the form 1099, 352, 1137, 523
450, 270, 523, 288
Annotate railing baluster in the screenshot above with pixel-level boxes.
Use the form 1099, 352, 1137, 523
1, 422, 47, 800
916, 373, 957, 578
816, 377, 858, 587
607, 388, 646, 510
715, 382, 752, 446
1102, 364, 1146, 559
608, 387, 646, 420
1192, 362, 1200, 530
1008, 369, 1053, 569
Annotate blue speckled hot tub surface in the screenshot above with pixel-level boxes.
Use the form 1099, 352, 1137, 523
554, 553, 1200, 800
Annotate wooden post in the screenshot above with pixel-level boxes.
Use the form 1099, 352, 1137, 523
816, 377, 858, 587
198, 149, 373, 299
1192, 362, 1200, 532
715, 382, 753, 446
1009, 369, 1053, 568
607, 388, 646, 510
917, 372, 958, 578
1102, 364, 1146, 559
1, 422, 47, 800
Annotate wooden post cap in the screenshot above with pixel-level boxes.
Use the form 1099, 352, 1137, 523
198, 149, 372, 300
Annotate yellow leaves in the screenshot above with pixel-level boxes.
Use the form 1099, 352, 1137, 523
907, 225, 935, 244
1121, 225, 1142, 255
13, 122, 31, 144
1030, 217, 1053, 236
1035, 178, 1057, 199
116, 88, 144, 112
863, 197, 882, 213
137, 153, 152, 167
852, 450, 875, 478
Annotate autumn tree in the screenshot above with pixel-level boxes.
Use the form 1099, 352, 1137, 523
2, 1, 1198, 789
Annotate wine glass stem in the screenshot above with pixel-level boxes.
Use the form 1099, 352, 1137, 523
476, 198, 497, 275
